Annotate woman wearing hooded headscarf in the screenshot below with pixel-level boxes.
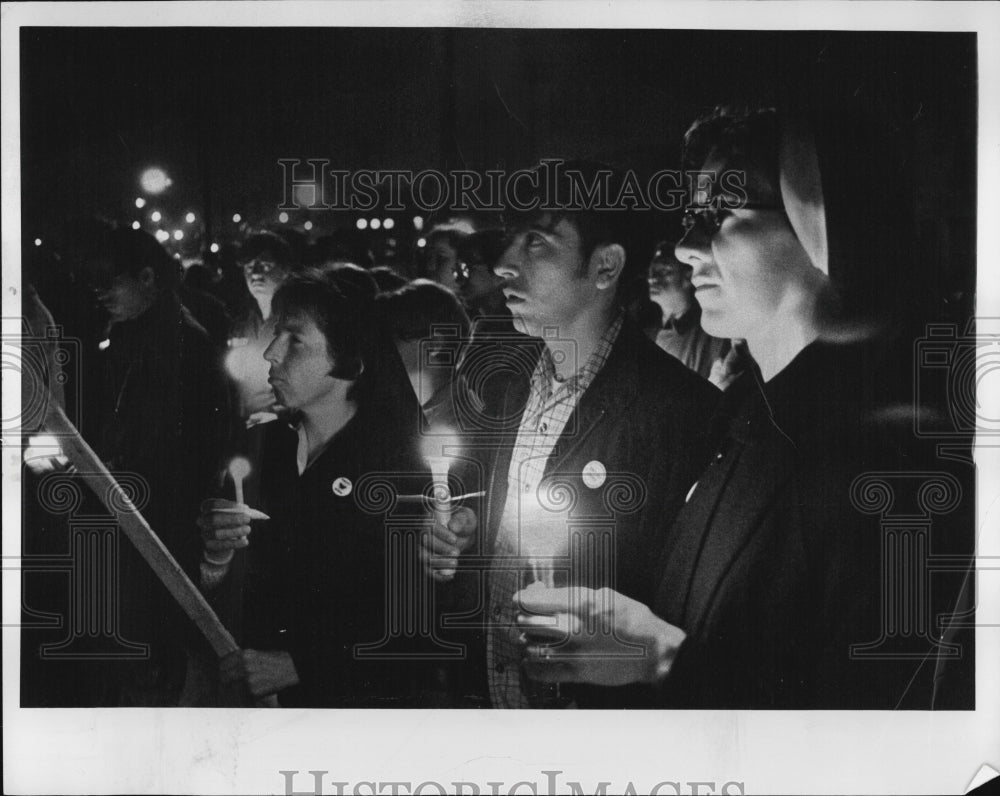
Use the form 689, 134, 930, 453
514, 108, 973, 709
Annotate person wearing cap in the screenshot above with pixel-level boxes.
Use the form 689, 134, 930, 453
423, 160, 720, 708
75, 224, 232, 705
515, 108, 972, 708
646, 240, 730, 382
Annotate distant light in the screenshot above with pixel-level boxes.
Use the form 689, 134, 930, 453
356, 218, 368, 230
417, 237, 427, 248
155, 230, 170, 243
303, 220, 313, 231
383, 218, 395, 230
150, 210, 162, 223
185, 212, 196, 223
278, 211, 289, 224
98, 339, 111, 351
413, 215, 424, 231
135, 197, 146, 209
370, 218, 381, 230
232, 213, 242, 223
131, 221, 141, 230
173, 229, 184, 241
140, 167, 172, 195
210, 242, 220, 253
34, 238, 42, 247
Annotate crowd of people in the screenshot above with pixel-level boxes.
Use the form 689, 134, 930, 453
20, 106, 974, 710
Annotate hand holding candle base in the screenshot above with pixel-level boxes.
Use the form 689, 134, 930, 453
517, 565, 574, 708
199, 458, 271, 558
419, 506, 477, 582
514, 586, 688, 689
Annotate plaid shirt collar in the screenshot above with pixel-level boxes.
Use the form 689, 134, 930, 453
528, 311, 624, 408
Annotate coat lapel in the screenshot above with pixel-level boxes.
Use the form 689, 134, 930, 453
544, 323, 641, 474
661, 419, 797, 637
482, 374, 531, 552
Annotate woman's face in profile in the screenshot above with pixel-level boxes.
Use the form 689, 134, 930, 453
674, 151, 814, 341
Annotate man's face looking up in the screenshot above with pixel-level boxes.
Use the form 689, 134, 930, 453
493, 214, 602, 338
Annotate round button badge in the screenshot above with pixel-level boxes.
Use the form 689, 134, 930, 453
582, 460, 607, 489
331, 477, 353, 497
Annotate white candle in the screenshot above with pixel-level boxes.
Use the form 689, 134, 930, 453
421, 428, 461, 579
228, 457, 251, 506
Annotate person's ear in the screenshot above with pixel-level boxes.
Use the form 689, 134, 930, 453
591, 243, 626, 291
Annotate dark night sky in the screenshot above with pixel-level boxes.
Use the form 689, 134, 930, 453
20, 27, 977, 283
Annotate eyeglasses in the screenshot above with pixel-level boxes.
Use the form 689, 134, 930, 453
681, 202, 784, 237
241, 258, 281, 275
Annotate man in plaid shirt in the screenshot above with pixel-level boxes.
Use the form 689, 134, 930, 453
423, 161, 719, 708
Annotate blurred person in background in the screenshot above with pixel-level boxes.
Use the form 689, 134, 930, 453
419, 219, 475, 293
453, 229, 509, 320
73, 224, 231, 705
369, 265, 409, 293
179, 259, 231, 351
226, 231, 299, 425
379, 278, 477, 430
647, 240, 729, 382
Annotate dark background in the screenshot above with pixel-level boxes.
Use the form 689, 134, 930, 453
21, 28, 977, 313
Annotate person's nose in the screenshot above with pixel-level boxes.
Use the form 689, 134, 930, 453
493, 238, 521, 281
675, 226, 712, 274
263, 334, 284, 365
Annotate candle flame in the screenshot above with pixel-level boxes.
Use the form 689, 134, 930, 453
420, 426, 461, 466
517, 490, 568, 562
228, 457, 252, 481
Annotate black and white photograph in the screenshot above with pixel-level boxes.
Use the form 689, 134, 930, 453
3, 2, 998, 794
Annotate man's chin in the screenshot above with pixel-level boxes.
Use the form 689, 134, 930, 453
508, 312, 533, 337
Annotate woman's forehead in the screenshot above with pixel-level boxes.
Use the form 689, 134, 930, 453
698, 149, 781, 206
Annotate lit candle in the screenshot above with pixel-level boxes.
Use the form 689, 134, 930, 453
420, 428, 460, 578
519, 491, 566, 588
228, 456, 252, 506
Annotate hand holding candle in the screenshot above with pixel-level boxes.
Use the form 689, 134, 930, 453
418, 427, 477, 581
198, 459, 270, 564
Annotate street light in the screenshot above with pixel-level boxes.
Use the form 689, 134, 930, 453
131, 221, 141, 230
383, 218, 395, 230
356, 218, 368, 230
232, 213, 242, 223
150, 210, 162, 223
140, 167, 172, 195
185, 212, 196, 223
173, 230, 184, 241
278, 212, 289, 224
303, 220, 314, 231
135, 197, 146, 209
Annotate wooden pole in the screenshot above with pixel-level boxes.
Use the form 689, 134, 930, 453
42, 399, 238, 659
